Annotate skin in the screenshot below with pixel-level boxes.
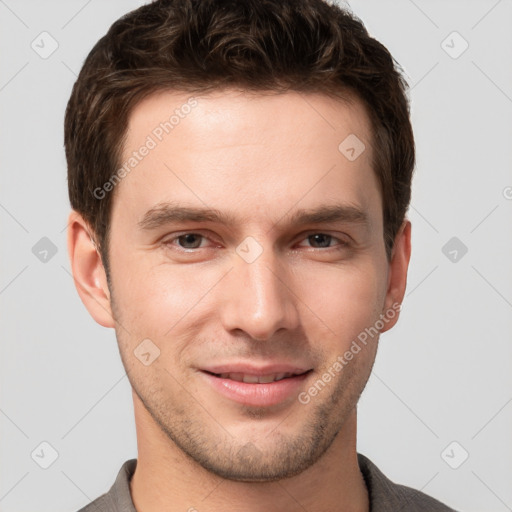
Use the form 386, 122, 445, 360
68, 89, 411, 512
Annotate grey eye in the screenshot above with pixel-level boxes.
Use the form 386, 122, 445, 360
177, 234, 204, 249
307, 234, 333, 248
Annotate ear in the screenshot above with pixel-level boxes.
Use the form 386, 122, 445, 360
67, 210, 115, 328
380, 219, 411, 333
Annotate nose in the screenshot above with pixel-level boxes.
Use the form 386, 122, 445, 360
219, 245, 300, 341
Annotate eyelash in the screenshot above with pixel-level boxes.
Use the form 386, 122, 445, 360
162, 232, 350, 252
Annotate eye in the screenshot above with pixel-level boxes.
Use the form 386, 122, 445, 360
162, 231, 349, 254
298, 233, 348, 249
168, 233, 209, 250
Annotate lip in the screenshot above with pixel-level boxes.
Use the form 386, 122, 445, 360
198, 363, 313, 407
201, 363, 311, 376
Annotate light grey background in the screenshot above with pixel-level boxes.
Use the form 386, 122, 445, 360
1, 1, 511, 511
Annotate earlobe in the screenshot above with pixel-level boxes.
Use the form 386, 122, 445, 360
381, 219, 411, 333
67, 210, 115, 328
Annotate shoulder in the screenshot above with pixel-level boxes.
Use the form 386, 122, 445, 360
357, 453, 458, 512
76, 492, 116, 512
74, 459, 138, 512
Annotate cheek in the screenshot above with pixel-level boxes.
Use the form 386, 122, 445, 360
111, 261, 221, 341
110, 267, 212, 381
298, 261, 387, 345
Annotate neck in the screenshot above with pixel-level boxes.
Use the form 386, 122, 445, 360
130, 391, 369, 512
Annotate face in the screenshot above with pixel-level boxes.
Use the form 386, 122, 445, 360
85, 89, 407, 481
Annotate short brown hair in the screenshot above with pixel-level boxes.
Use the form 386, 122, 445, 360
65, 0, 415, 272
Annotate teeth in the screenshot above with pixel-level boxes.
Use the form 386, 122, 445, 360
217, 372, 296, 383
224, 372, 244, 382
258, 374, 276, 384
242, 374, 260, 383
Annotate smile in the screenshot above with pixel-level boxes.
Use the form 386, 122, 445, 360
200, 368, 313, 407
208, 371, 304, 384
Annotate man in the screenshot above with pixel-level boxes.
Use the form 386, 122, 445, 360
65, 0, 457, 510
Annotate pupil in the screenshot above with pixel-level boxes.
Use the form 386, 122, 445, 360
179, 234, 201, 248
310, 234, 330, 248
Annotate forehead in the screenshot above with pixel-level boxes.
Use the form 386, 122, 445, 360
116, 88, 380, 229
126, 88, 372, 151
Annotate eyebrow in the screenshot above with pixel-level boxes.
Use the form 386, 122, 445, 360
138, 201, 369, 231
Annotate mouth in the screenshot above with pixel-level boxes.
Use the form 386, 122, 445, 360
203, 370, 310, 384
199, 366, 313, 407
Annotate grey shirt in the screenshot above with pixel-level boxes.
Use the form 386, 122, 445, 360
76, 453, 457, 511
